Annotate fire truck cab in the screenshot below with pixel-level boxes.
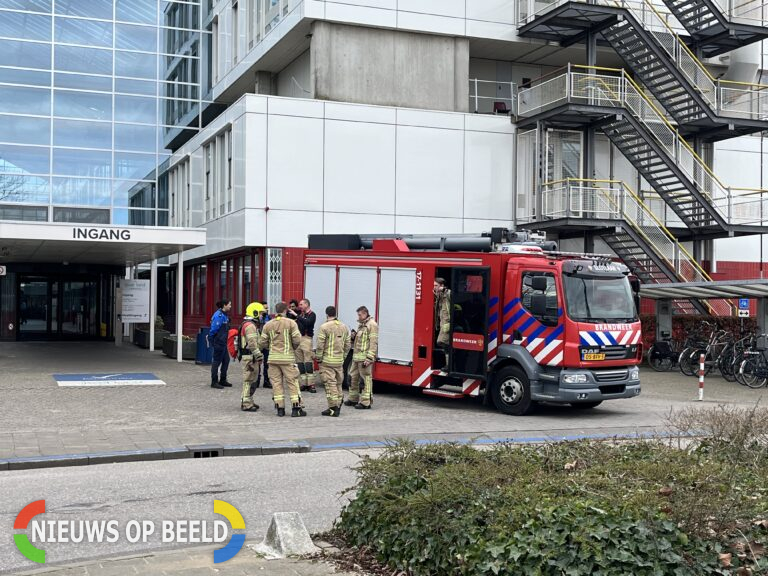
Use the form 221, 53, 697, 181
304, 230, 642, 415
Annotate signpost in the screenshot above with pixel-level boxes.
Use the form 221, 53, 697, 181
738, 298, 751, 318
121, 279, 150, 323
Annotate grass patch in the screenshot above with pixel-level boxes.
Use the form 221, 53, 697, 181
336, 407, 768, 575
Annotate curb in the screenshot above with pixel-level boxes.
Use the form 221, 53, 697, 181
0, 432, 678, 471
2, 440, 314, 471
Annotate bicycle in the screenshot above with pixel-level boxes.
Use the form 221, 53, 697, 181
738, 334, 768, 389
647, 330, 705, 372
679, 324, 729, 377
720, 332, 755, 383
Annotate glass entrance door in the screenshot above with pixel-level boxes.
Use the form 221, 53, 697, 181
18, 275, 101, 340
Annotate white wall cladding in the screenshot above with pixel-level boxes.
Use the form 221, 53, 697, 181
170, 94, 515, 255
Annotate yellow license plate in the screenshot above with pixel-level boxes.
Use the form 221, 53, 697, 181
583, 353, 605, 361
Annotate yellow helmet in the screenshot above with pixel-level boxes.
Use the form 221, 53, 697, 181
246, 302, 265, 318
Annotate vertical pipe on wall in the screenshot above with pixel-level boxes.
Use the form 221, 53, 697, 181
149, 259, 158, 351
176, 252, 184, 362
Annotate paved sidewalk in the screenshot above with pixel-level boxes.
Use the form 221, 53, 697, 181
13, 542, 357, 575
2, 341, 766, 469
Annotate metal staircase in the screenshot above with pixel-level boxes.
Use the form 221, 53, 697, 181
538, 179, 730, 314
661, 0, 768, 56
518, 0, 768, 138
517, 68, 766, 238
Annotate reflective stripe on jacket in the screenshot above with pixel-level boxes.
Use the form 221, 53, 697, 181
353, 317, 378, 362
316, 319, 351, 366
258, 315, 301, 364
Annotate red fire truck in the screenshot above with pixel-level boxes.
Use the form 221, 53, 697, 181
303, 230, 642, 415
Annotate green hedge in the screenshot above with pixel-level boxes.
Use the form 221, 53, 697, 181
337, 429, 768, 575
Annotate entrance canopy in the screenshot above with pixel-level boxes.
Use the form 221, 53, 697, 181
0, 221, 206, 266
639, 279, 768, 300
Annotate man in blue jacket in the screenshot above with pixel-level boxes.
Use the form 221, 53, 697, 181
208, 299, 232, 389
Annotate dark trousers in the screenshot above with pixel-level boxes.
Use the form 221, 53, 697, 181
211, 343, 230, 383
262, 349, 270, 386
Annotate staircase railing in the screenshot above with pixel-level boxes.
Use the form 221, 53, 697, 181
718, 0, 768, 26
518, 67, 768, 226
541, 178, 733, 314
518, 0, 768, 120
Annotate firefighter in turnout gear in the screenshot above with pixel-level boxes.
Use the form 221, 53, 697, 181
288, 298, 317, 393
434, 277, 451, 348
315, 305, 351, 417
240, 302, 264, 412
345, 306, 378, 409
258, 302, 306, 417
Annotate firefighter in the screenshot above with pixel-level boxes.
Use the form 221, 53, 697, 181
240, 302, 264, 412
315, 305, 351, 417
345, 306, 378, 409
258, 302, 306, 417
288, 298, 317, 393
434, 278, 452, 348
259, 301, 273, 389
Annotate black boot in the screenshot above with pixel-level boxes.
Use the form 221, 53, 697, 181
308, 385, 317, 394
291, 405, 307, 417
354, 403, 371, 410
321, 408, 334, 416
276, 407, 285, 417
211, 381, 224, 389
343, 399, 356, 407
219, 380, 233, 387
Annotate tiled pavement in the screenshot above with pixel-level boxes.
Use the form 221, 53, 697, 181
2, 341, 767, 469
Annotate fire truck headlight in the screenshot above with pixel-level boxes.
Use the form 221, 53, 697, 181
629, 367, 640, 380
563, 374, 588, 384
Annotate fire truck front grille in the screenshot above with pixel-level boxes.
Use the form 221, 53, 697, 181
594, 369, 628, 383
603, 346, 629, 359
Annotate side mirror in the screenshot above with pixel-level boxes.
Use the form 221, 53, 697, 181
629, 278, 641, 294
531, 276, 548, 292
530, 294, 547, 317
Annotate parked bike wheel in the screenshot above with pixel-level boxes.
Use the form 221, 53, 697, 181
648, 344, 674, 372
739, 357, 768, 389
718, 349, 737, 382
679, 348, 706, 376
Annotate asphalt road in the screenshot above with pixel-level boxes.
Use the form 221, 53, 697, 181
0, 450, 364, 574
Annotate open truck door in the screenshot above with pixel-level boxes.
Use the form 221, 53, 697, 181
447, 267, 490, 379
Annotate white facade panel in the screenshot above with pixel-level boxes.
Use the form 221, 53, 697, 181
467, 0, 517, 25
396, 126, 464, 218
324, 120, 396, 214
337, 267, 378, 331
266, 115, 324, 211
397, 11, 466, 36
324, 212, 396, 234
397, 0, 465, 18
463, 130, 514, 220
396, 216, 463, 234
377, 268, 416, 363
266, 209, 324, 247
324, 2, 398, 27
244, 113, 268, 209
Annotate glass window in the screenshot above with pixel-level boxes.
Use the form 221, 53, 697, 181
0, 204, 48, 221
115, 77, 156, 96
521, 271, 559, 326
115, 152, 157, 180
115, 50, 157, 80
54, 0, 113, 19
54, 16, 113, 47
0, 0, 51, 12
53, 206, 110, 224
116, 23, 157, 52
53, 148, 111, 178
157, 209, 168, 226
0, 115, 51, 145
0, 86, 50, 115
114, 95, 156, 124
51, 177, 111, 206
0, 67, 50, 86
113, 179, 155, 208
54, 45, 112, 75
113, 207, 156, 225
0, 174, 49, 203
54, 72, 113, 92
117, 0, 157, 24
0, 11, 50, 41
54, 90, 111, 120
0, 40, 51, 69
563, 275, 637, 322
53, 119, 112, 150
115, 123, 156, 152
0, 144, 50, 174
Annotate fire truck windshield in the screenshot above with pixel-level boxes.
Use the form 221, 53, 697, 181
563, 275, 637, 323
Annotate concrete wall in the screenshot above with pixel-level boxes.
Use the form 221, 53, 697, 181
310, 21, 469, 112
277, 50, 313, 98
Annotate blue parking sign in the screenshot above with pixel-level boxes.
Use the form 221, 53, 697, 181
739, 298, 750, 310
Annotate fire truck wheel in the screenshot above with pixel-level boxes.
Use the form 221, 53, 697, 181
492, 365, 534, 416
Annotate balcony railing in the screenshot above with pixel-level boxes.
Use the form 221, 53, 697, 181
468, 79, 516, 115
518, 0, 768, 119
518, 67, 768, 226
